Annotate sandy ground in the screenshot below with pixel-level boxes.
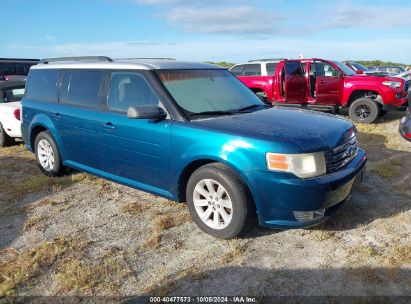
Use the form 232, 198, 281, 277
0, 112, 410, 298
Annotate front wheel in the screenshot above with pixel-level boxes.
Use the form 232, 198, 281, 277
186, 163, 250, 239
34, 131, 66, 176
348, 98, 380, 123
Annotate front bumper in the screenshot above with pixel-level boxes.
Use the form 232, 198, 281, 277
249, 148, 367, 228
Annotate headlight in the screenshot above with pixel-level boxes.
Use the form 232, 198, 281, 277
266, 152, 326, 178
382, 81, 401, 88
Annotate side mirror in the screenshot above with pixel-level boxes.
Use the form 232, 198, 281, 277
127, 105, 167, 121
356, 70, 364, 75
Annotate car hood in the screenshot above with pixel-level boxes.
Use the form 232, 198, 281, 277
190, 107, 354, 153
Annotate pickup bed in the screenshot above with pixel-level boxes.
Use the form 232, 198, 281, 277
233, 58, 409, 123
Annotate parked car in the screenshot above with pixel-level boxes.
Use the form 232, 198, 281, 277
400, 105, 411, 142
235, 58, 409, 123
0, 58, 39, 82
0, 81, 25, 147
343, 61, 389, 76
21, 56, 366, 239
367, 66, 405, 76
395, 70, 411, 82
229, 59, 282, 100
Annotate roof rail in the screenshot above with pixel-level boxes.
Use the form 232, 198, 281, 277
248, 58, 286, 62
40, 56, 113, 64
115, 57, 176, 61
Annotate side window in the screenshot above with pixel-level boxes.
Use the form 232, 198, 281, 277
229, 65, 244, 76
25, 69, 60, 102
67, 70, 105, 108
266, 63, 278, 75
107, 72, 160, 112
285, 61, 303, 76
243, 64, 261, 76
314, 61, 339, 77
2, 88, 25, 103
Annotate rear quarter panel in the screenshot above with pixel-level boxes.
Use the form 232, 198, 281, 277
237, 76, 274, 101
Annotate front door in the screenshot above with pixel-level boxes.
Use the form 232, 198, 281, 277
98, 71, 171, 191
313, 60, 343, 105
284, 61, 306, 104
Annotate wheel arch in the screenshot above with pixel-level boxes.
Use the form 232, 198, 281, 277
177, 158, 257, 213
346, 89, 382, 107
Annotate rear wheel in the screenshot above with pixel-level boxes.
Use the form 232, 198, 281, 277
186, 163, 250, 239
0, 123, 14, 147
348, 98, 380, 123
34, 131, 66, 176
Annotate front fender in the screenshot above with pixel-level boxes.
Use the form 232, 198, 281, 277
342, 84, 385, 105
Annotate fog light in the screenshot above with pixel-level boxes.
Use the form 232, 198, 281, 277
293, 209, 325, 222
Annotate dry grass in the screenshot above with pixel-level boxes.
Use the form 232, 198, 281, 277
371, 159, 401, 178
120, 202, 146, 216
23, 214, 49, 231
221, 239, 247, 265
55, 257, 130, 294
0, 238, 89, 297
140, 230, 162, 251
154, 214, 176, 231
0, 144, 26, 157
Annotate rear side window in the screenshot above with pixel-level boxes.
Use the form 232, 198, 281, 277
243, 64, 261, 76
67, 70, 105, 108
26, 69, 60, 102
229, 65, 244, 76
3, 88, 25, 103
266, 63, 278, 75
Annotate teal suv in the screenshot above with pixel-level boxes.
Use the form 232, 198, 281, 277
21, 56, 366, 239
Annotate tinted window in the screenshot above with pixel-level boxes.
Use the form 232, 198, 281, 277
108, 72, 160, 112
285, 61, 303, 76
2, 87, 25, 103
0, 62, 36, 76
229, 65, 244, 76
266, 63, 278, 75
67, 70, 105, 108
243, 64, 261, 76
26, 69, 60, 102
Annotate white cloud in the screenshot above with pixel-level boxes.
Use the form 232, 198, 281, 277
329, 4, 411, 29
165, 6, 280, 35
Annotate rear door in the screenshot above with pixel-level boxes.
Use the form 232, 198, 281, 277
284, 60, 306, 104
313, 60, 343, 105
52, 69, 105, 169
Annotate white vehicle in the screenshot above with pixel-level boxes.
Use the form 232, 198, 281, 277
0, 81, 25, 147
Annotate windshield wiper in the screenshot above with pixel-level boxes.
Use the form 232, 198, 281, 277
236, 104, 271, 113
188, 110, 234, 118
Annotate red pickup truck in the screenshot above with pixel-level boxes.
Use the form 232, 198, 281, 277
231, 58, 409, 123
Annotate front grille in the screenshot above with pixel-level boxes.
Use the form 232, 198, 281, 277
325, 135, 358, 173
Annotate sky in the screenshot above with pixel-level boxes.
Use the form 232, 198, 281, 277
3, 0, 411, 63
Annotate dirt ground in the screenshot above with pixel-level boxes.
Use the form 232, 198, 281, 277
0, 111, 410, 298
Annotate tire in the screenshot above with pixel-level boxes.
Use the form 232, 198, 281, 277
348, 98, 380, 124
186, 163, 251, 239
34, 131, 65, 176
0, 123, 14, 147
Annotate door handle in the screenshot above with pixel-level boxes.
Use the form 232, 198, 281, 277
101, 122, 115, 129
52, 113, 62, 120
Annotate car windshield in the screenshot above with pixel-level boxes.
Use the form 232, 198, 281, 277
156, 69, 265, 119
352, 63, 368, 71
333, 61, 356, 76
